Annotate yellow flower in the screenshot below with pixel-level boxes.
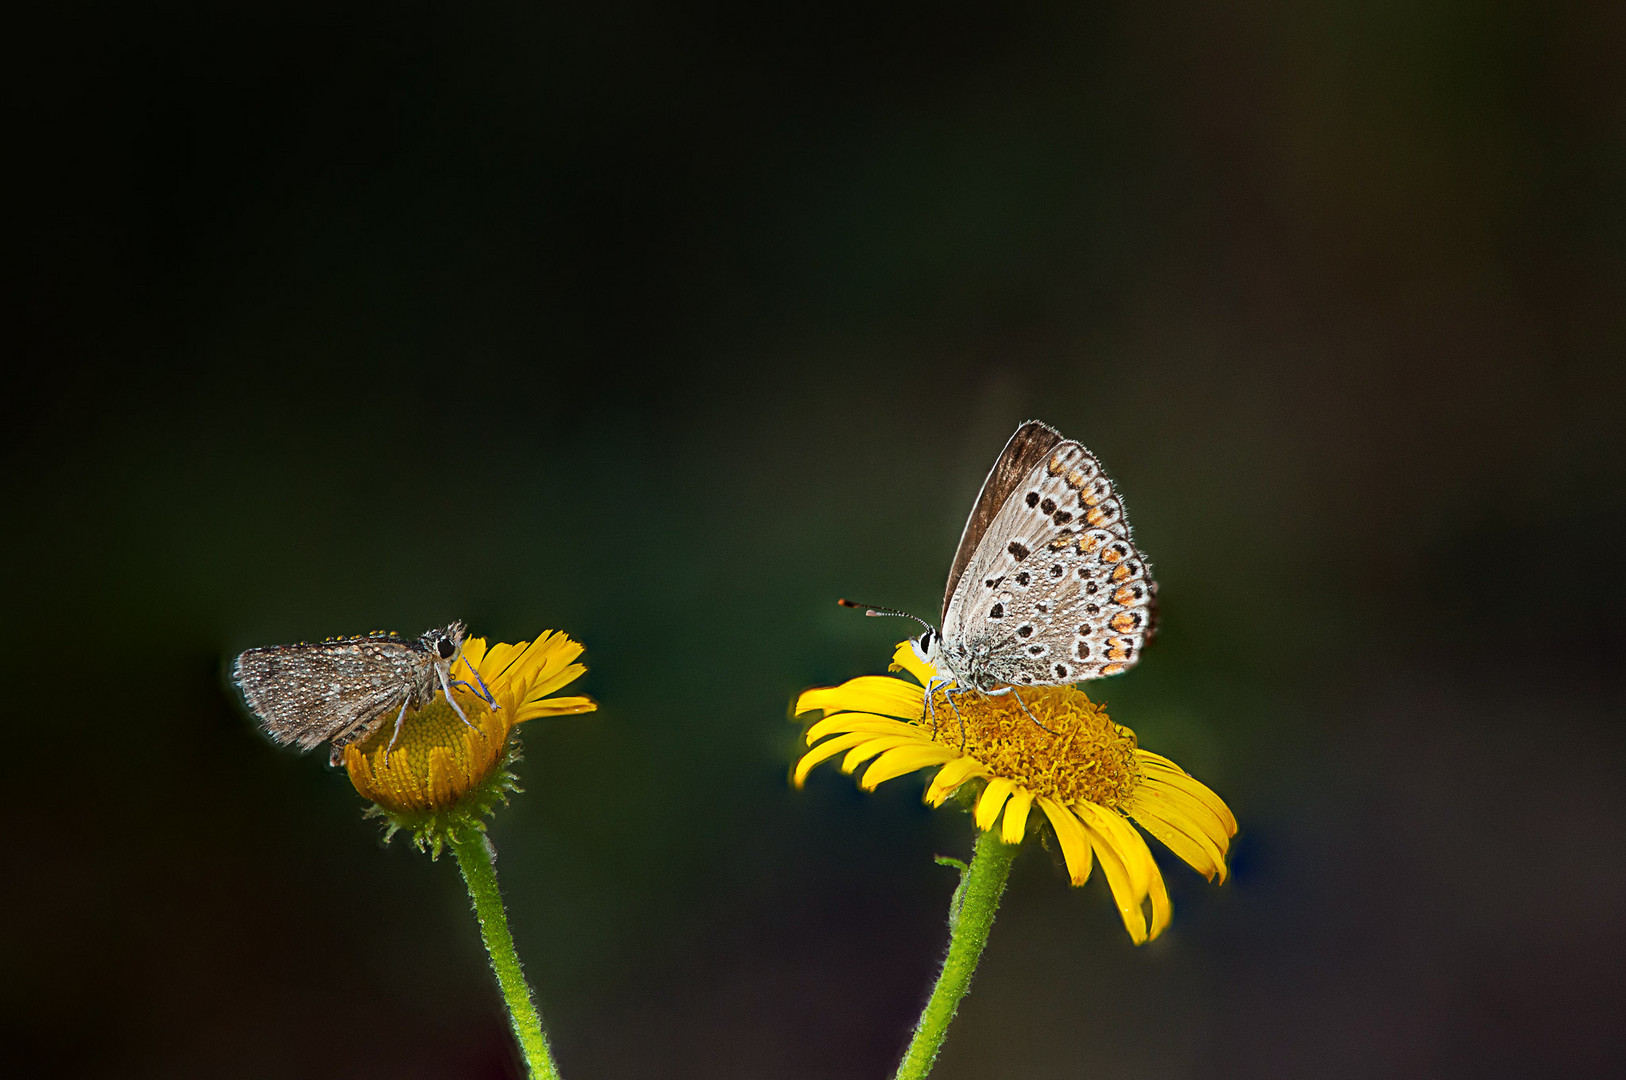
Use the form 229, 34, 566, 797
794, 641, 1235, 943
345, 630, 596, 851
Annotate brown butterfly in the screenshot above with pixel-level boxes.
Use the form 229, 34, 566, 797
232, 622, 495, 764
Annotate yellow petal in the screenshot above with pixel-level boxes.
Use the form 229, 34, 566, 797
479, 640, 531, 682
1146, 860, 1172, 939
428, 746, 459, 807
792, 732, 873, 787
1137, 756, 1237, 834
975, 778, 1015, 831
1037, 796, 1094, 885
1134, 787, 1230, 879
518, 695, 598, 720
1078, 803, 1154, 900
456, 637, 489, 677
860, 744, 959, 789
1137, 777, 1235, 854
796, 676, 925, 720
1127, 802, 1222, 881
841, 735, 920, 773
925, 756, 986, 806
1001, 789, 1034, 844
889, 639, 935, 685
525, 660, 589, 705
1080, 816, 1148, 944
805, 713, 922, 743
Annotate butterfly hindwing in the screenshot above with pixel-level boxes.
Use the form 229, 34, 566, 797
941, 437, 1156, 687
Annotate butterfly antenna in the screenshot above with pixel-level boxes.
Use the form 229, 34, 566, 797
837, 598, 934, 635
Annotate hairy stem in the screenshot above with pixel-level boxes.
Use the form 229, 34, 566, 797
894, 828, 1018, 1080
451, 831, 561, 1080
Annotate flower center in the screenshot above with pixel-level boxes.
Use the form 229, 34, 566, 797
354, 695, 489, 777
923, 684, 1140, 809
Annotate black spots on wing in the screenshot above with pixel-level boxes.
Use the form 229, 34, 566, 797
1029, 645, 1044, 656
989, 602, 1005, 619
1007, 541, 1030, 561
1085, 603, 1100, 615
1025, 491, 1040, 508
1054, 664, 1069, 678
1017, 624, 1034, 638
983, 575, 1005, 589
1052, 510, 1073, 525
1034, 601, 1049, 614
1040, 497, 1057, 515
1015, 571, 1031, 586
1049, 563, 1064, 578
1076, 641, 1091, 658
1085, 582, 1098, 594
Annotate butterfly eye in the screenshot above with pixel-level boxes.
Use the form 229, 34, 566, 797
918, 629, 936, 652
437, 639, 456, 659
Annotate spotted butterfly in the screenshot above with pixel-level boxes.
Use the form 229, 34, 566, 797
851, 421, 1158, 708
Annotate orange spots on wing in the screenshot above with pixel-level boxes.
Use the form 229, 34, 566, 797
1111, 564, 1132, 583
1111, 612, 1138, 632
1099, 662, 1126, 676
1077, 535, 1101, 554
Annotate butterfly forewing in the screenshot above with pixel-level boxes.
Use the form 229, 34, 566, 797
942, 437, 1157, 686
233, 636, 433, 754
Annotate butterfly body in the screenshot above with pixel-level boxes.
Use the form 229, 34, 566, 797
916, 421, 1157, 702
233, 621, 474, 764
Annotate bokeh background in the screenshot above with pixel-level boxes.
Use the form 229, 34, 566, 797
6, 3, 1624, 1077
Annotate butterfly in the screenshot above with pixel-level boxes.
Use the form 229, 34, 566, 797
845, 420, 1157, 717
232, 621, 496, 765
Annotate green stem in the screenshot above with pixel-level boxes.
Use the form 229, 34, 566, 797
894, 829, 1019, 1080
451, 831, 561, 1080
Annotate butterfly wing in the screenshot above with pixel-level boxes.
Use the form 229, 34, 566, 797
942, 421, 1067, 624
942, 436, 1157, 686
232, 637, 422, 753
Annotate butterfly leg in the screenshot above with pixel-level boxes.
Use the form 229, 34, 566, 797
450, 657, 500, 709
436, 663, 484, 734
923, 675, 947, 740
383, 694, 414, 764
977, 684, 1059, 735
939, 685, 970, 751
1008, 686, 1060, 738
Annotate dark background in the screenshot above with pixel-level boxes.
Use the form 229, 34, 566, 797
5, 3, 1624, 1078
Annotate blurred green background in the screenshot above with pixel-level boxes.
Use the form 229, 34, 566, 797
6, 3, 1624, 1077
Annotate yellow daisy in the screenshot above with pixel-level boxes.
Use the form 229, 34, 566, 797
345, 630, 596, 852
794, 641, 1235, 943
